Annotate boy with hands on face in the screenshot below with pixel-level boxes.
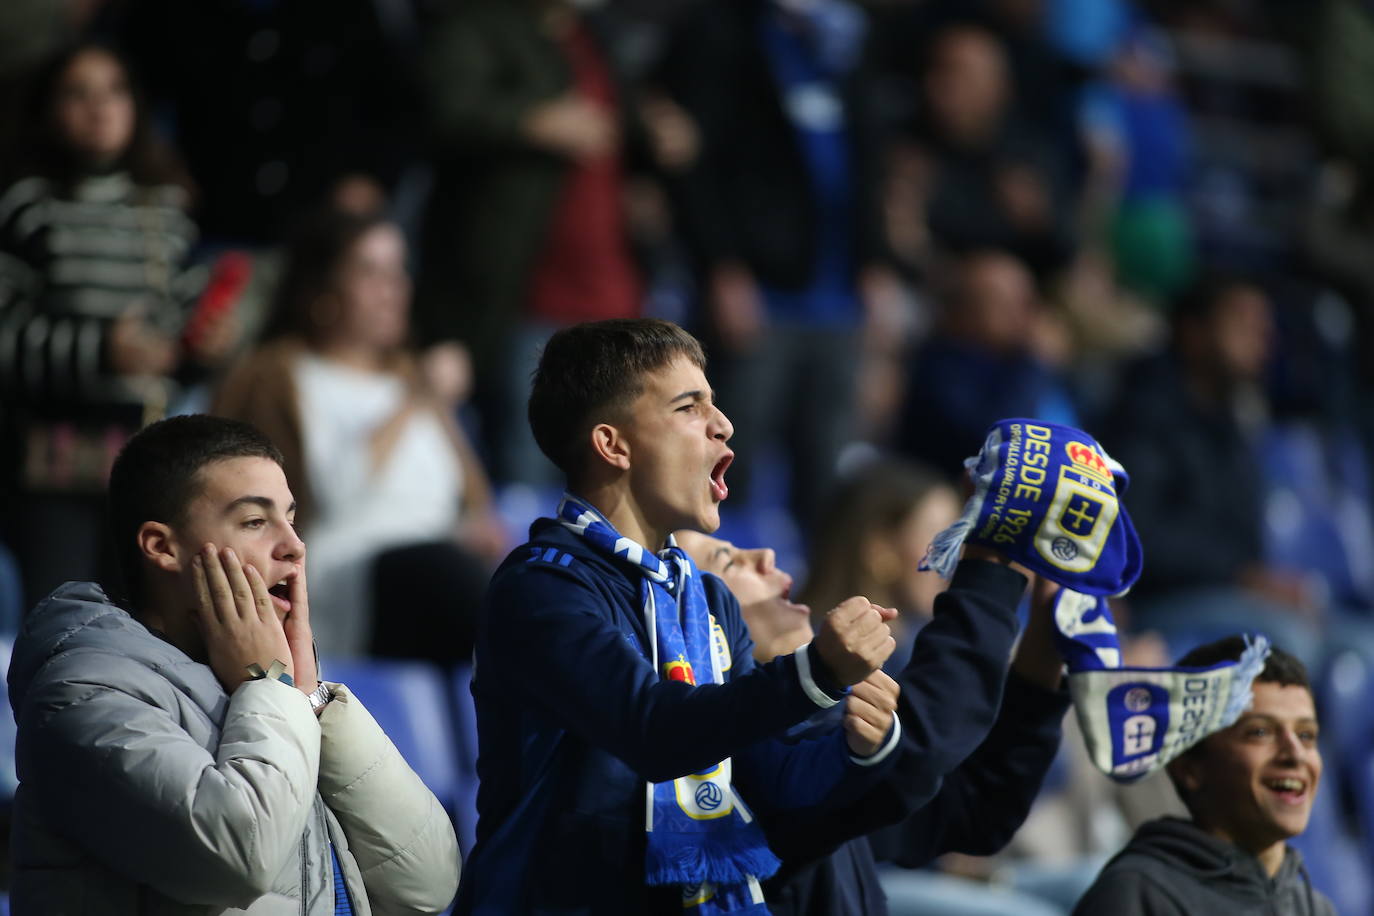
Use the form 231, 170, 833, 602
8, 414, 459, 915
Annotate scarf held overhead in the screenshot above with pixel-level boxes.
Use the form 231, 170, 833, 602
556, 494, 775, 914
922, 419, 1268, 782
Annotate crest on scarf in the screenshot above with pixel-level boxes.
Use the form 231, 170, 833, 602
923, 420, 1270, 783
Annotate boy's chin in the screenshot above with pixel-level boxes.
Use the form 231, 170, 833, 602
695, 504, 723, 534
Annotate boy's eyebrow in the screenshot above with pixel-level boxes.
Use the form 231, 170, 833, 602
669, 389, 708, 404
224, 496, 297, 515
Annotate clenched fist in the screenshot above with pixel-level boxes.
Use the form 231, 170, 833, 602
845, 670, 900, 756
813, 597, 896, 687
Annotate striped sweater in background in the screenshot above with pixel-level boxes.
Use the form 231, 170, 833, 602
0, 171, 202, 406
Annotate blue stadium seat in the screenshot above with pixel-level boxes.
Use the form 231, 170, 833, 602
494, 482, 565, 543
449, 664, 480, 858
1260, 422, 1374, 609
1317, 649, 1374, 773
0, 543, 22, 638
319, 658, 458, 816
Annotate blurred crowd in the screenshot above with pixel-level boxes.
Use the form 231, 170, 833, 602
2, 0, 1374, 911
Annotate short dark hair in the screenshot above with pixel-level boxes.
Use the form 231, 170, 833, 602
528, 319, 706, 480
108, 415, 283, 605
1176, 635, 1310, 691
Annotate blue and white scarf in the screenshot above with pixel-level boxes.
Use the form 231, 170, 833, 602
1051, 590, 1269, 780
922, 419, 1269, 782
557, 495, 777, 914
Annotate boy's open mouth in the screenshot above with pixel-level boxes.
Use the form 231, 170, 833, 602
710, 453, 733, 502
268, 579, 293, 614
1264, 776, 1308, 805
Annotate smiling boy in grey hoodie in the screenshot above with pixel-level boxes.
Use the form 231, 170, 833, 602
1073, 637, 1334, 916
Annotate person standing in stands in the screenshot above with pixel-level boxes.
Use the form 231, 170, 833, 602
659, 0, 906, 527
418, 0, 666, 486
8, 414, 459, 913
0, 42, 235, 607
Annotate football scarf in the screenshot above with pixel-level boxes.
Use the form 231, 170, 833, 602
1053, 589, 1270, 780
922, 419, 1141, 596
557, 495, 777, 913
922, 419, 1269, 781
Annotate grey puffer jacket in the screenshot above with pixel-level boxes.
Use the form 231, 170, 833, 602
1072, 817, 1335, 916
8, 581, 460, 914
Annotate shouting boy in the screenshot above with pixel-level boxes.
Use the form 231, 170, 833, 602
458, 319, 900, 914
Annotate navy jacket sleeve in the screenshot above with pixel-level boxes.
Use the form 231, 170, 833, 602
707, 577, 896, 814
762, 559, 1027, 865
482, 555, 841, 783
870, 669, 1071, 865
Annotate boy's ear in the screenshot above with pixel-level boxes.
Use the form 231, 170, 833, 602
1167, 747, 1205, 797
590, 422, 632, 471
136, 521, 183, 574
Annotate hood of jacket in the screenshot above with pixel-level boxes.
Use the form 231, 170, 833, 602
1113, 817, 1323, 912
8, 580, 214, 720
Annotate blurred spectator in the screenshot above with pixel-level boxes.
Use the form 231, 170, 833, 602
801, 458, 962, 667
889, 22, 1078, 280
787, 456, 1080, 915
0, 0, 102, 183
213, 210, 504, 664
417, 0, 665, 487
1306, 0, 1374, 178
0, 41, 217, 607
1042, 0, 1135, 74
1303, 163, 1374, 400
1078, 25, 1194, 303
895, 250, 1076, 479
660, 0, 906, 527
1051, 249, 1165, 422
1105, 276, 1323, 667
103, 0, 422, 245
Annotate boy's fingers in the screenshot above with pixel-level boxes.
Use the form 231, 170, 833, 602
844, 712, 884, 749
191, 555, 217, 624
829, 597, 870, 627
244, 564, 275, 622
873, 604, 899, 622
202, 543, 236, 620
289, 564, 309, 625
221, 548, 255, 619
850, 674, 898, 710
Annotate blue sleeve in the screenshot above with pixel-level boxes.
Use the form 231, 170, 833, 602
760, 560, 1027, 865
871, 669, 1070, 865
481, 559, 839, 783
708, 577, 894, 814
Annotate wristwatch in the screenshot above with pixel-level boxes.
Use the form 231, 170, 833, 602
308, 681, 333, 714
